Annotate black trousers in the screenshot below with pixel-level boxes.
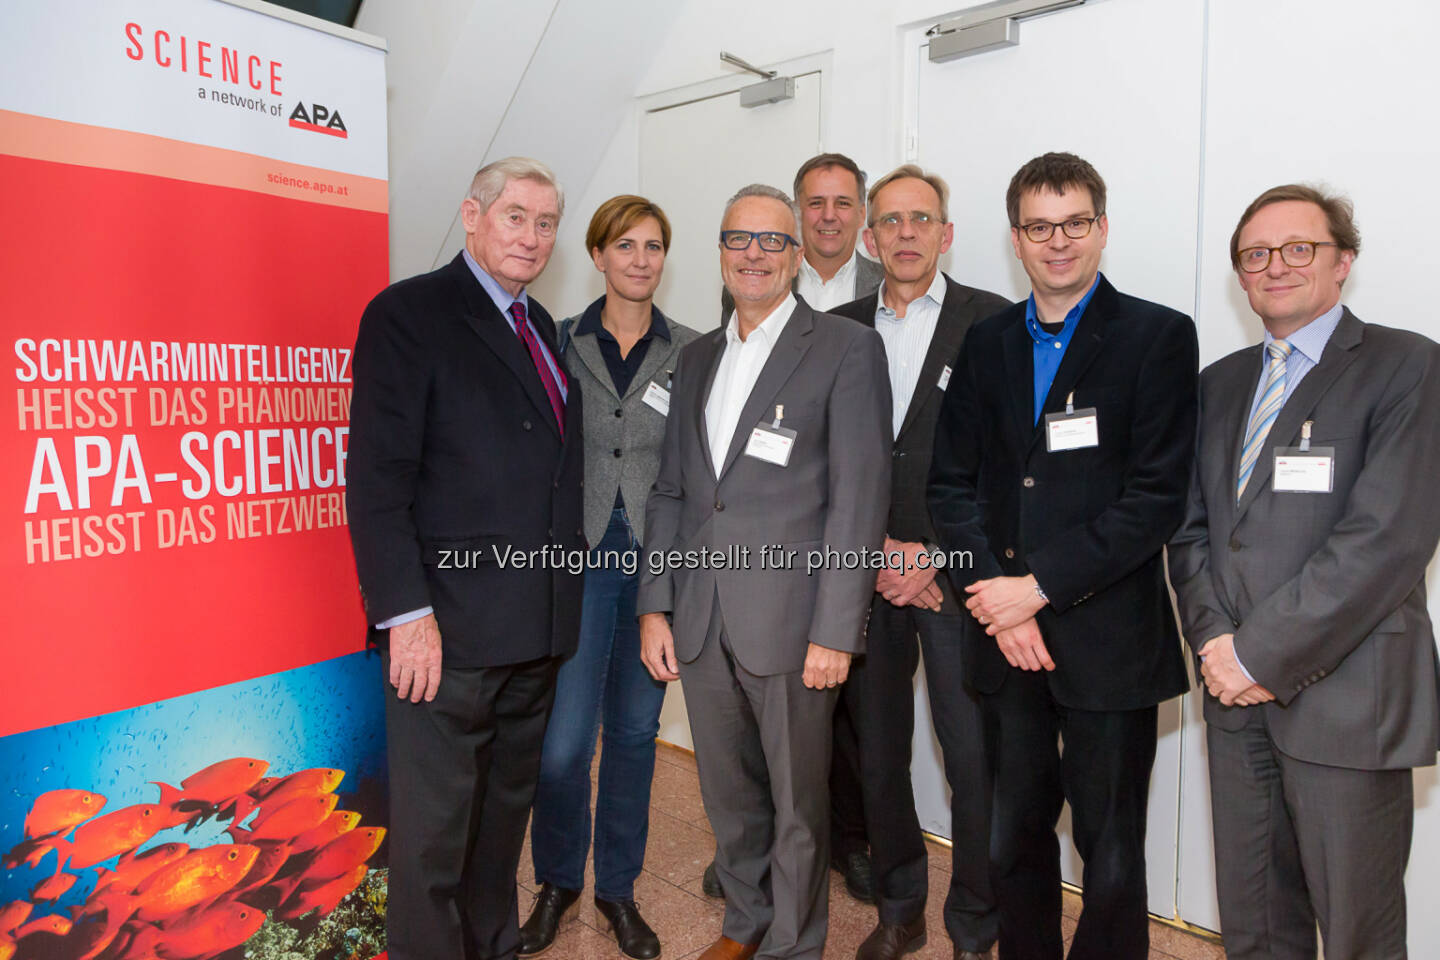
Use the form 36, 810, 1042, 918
984, 668, 1156, 960
845, 598, 996, 951
383, 654, 560, 960
829, 684, 868, 858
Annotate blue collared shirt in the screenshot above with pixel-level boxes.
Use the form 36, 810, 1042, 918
1243, 301, 1343, 428
1026, 274, 1101, 424
462, 248, 567, 402
1229, 301, 1344, 684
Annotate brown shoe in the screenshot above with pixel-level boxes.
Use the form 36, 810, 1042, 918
696, 936, 762, 960
855, 916, 926, 960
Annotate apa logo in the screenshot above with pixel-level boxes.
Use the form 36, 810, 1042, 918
288, 102, 348, 139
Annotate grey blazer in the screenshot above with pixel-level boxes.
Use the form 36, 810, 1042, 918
1169, 308, 1440, 770
719, 253, 884, 324
562, 305, 700, 549
637, 300, 892, 676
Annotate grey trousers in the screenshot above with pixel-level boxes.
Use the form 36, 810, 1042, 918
1207, 712, 1413, 960
679, 608, 838, 960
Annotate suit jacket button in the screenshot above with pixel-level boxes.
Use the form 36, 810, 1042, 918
1023, 476, 1035, 488
715, 501, 725, 512
523, 420, 533, 431
614, 408, 623, 417
613, 448, 623, 457
547, 528, 553, 537
1004, 547, 1016, 559
1229, 538, 1241, 551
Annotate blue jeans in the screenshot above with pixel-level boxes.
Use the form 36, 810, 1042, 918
530, 507, 665, 900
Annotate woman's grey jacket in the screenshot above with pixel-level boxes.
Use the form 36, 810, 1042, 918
561, 304, 700, 549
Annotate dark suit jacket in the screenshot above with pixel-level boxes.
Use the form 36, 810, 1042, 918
830, 274, 1010, 613
637, 300, 892, 675
720, 254, 884, 324
347, 253, 585, 667
1169, 309, 1440, 770
927, 275, 1197, 710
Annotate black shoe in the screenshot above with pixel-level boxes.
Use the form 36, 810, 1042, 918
855, 916, 926, 960
831, 850, 876, 903
594, 896, 662, 960
517, 882, 580, 957
701, 859, 724, 899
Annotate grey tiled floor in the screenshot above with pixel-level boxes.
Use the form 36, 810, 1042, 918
517, 742, 1226, 959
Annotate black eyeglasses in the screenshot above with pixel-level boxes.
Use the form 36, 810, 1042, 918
1237, 241, 1336, 273
719, 230, 799, 252
1017, 216, 1101, 243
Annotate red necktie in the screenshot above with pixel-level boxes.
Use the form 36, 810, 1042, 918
508, 300, 566, 436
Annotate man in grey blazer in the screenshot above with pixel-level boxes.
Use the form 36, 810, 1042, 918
720, 153, 884, 321
710, 152, 885, 906
639, 183, 891, 960
1169, 184, 1440, 959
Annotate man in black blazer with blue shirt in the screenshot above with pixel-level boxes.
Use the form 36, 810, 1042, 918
927, 153, 1197, 960
348, 157, 584, 960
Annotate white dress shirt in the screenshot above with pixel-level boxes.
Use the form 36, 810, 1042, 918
874, 271, 946, 438
706, 294, 798, 474
796, 251, 860, 312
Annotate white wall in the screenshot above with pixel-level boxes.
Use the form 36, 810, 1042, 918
531, 0, 1005, 319
356, 0, 683, 283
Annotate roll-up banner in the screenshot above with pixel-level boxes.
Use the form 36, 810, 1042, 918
0, 1, 390, 957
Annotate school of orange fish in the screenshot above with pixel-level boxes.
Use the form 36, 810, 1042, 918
0, 758, 386, 960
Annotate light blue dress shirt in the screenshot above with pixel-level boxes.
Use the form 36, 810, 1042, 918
1230, 301, 1343, 683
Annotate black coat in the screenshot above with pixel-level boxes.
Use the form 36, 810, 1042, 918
347, 253, 585, 667
927, 275, 1197, 710
829, 275, 1010, 613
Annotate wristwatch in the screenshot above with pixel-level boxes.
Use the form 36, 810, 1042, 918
1034, 582, 1049, 604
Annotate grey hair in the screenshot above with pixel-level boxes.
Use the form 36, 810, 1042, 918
466, 157, 565, 217
867, 164, 950, 226
722, 183, 801, 235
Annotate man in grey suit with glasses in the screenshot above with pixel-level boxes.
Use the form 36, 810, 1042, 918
639, 183, 891, 960
1169, 183, 1440, 959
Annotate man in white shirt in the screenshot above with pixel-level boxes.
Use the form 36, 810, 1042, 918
706, 155, 886, 906
639, 184, 891, 960
829, 165, 1009, 960
720, 153, 883, 323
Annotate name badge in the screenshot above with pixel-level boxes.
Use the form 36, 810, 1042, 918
1044, 393, 1098, 452
1273, 449, 1334, 492
745, 404, 797, 466
1273, 421, 1333, 492
937, 365, 952, 391
642, 380, 670, 416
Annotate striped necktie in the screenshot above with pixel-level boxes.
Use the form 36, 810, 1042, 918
1236, 339, 1293, 500
508, 301, 566, 437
